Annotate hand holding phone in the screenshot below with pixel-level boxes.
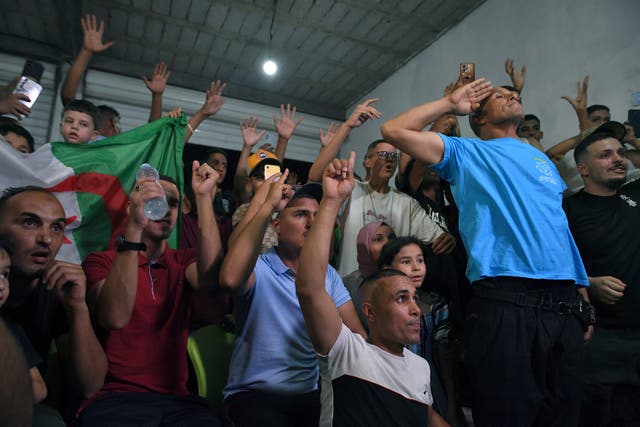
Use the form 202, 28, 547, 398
264, 164, 281, 180
460, 63, 475, 84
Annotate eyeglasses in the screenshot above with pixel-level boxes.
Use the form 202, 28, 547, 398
375, 151, 400, 161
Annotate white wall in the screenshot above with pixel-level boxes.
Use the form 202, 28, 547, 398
348, 0, 640, 177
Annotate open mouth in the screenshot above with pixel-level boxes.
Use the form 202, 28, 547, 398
31, 250, 51, 264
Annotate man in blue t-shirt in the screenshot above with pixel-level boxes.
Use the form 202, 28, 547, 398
381, 78, 593, 427
219, 173, 365, 427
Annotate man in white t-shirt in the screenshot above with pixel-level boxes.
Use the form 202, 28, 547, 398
296, 153, 449, 427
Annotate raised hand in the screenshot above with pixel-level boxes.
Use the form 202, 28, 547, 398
323, 151, 356, 203
274, 103, 304, 140
201, 80, 226, 116
443, 82, 456, 97
240, 116, 267, 148
0, 91, 31, 120
319, 121, 340, 147
285, 170, 300, 186
561, 75, 589, 112
129, 177, 166, 229
447, 78, 493, 116
143, 62, 171, 94
81, 14, 113, 53
345, 98, 382, 128
44, 261, 87, 311
264, 169, 292, 211
164, 106, 182, 119
192, 160, 219, 199
504, 58, 526, 92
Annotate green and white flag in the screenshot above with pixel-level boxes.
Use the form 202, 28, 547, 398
0, 115, 186, 263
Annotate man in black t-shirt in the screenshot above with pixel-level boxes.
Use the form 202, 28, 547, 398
0, 186, 107, 423
563, 121, 640, 426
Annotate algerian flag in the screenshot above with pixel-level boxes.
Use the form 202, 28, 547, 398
0, 115, 186, 264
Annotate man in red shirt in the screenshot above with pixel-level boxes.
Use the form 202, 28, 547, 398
78, 161, 224, 426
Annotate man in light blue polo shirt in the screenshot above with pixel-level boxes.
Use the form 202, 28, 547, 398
382, 79, 594, 427
219, 174, 365, 427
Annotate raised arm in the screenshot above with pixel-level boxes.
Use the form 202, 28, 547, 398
144, 62, 171, 123
504, 58, 526, 93
89, 177, 165, 330
220, 171, 291, 296
560, 75, 591, 132
234, 116, 266, 203
61, 15, 113, 105
184, 161, 223, 290
45, 261, 107, 397
185, 80, 226, 144
273, 103, 304, 161
381, 79, 492, 165
297, 152, 356, 354
308, 99, 381, 182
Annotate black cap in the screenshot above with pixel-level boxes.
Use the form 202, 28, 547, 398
287, 182, 323, 206
580, 121, 626, 147
22, 60, 44, 82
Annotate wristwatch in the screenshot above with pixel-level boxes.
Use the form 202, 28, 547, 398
116, 235, 147, 252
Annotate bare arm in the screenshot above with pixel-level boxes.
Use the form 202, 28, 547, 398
184, 161, 223, 290
297, 153, 357, 354
185, 80, 226, 144
428, 406, 451, 427
220, 171, 291, 296
273, 103, 304, 161
308, 99, 381, 183
561, 75, 590, 132
504, 58, 526, 93
45, 261, 107, 398
381, 79, 493, 165
30, 367, 47, 404
90, 177, 164, 329
143, 62, 171, 123
234, 116, 266, 202
61, 15, 113, 105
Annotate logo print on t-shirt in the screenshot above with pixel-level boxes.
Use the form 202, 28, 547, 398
534, 157, 558, 185
620, 194, 637, 207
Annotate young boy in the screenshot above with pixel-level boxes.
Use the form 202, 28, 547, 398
0, 241, 48, 403
60, 99, 100, 144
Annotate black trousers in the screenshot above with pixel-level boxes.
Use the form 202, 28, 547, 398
580, 326, 640, 427
76, 392, 220, 427
225, 389, 320, 427
464, 278, 584, 427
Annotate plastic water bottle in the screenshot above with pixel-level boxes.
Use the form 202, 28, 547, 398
135, 163, 168, 220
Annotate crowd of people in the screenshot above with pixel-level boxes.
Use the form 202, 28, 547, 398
0, 13, 638, 427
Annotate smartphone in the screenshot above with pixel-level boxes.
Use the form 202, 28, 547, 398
460, 63, 475, 83
12, 60, 44, 109
264, 164, 281, 180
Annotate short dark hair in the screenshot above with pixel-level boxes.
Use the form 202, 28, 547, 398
205, 148, 227, 160
377, 236, 425, 269
62, 99, 100, 130
523, 114, 540, 124
586, 104, 610, 116
366, 139, 387, 156
159, 174, 178, 187
359, 269, 409, 304
574, 132, 620, 163
0, 186, 54, 215
0, 122, 35, 152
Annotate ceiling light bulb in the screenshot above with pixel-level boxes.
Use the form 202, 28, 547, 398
263, 60, 277, 76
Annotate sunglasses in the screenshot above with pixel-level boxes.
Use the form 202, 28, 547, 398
375, 151, 400, 161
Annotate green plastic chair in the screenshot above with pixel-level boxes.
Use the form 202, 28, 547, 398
187, 325, 235, 411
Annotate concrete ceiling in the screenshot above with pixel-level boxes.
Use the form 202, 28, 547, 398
0, 0, 486, 119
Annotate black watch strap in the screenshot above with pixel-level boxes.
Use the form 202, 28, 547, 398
117, 236, 147, 252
